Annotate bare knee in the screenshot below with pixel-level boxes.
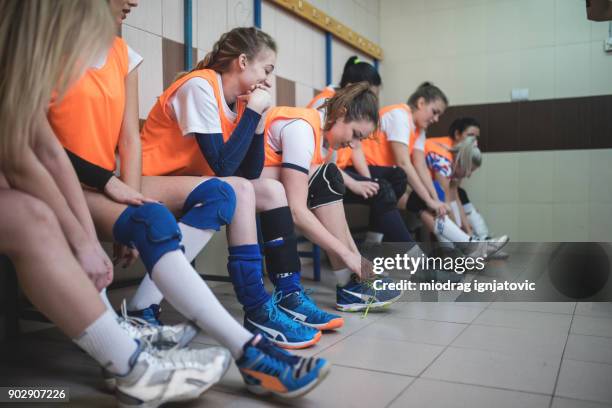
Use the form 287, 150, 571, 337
1, 194, 61, 256
253, 178, 287, 210
224, 177, 255, 203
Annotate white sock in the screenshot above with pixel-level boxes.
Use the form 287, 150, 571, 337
334, 267, 352, 286
450, 201, 462, 228
179, 223, 215, 262
467, 209, 489, 240
127, 223, 214, 312
364, 231, 384, 244
72, 310, 138, 375
127, 273, 163, 312
151, 250, 252, 359
433, 216, 470, 243
99, 288, 118, 317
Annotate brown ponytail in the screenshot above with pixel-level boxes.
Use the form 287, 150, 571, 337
176, 27, 276, 80
320, 81, 379, 132
407, 81, 448, 109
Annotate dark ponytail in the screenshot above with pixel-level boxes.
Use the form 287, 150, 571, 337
339, 56, 382, 88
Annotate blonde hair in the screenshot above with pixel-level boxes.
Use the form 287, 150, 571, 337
176, 27, 276, 80
0, 0, 114, 165
320, 81, 379, 133
452, 136, 481, 177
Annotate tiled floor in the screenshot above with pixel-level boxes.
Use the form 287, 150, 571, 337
1, 258, 612, 408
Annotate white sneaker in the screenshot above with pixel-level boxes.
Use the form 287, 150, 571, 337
115, 342, 231, 408
463, 235, 510, 260
119, 301, 199, 349
104, 301, 200, 391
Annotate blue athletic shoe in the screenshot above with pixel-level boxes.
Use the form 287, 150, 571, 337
125, 304, 163, 326
336, 274, 403, 312
278, 289, 344, 330
244, 295, 321, 349
237, 334, 331, 398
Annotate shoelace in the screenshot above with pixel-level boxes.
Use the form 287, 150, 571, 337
120, 300, 164, 341
268, 292, 307, 335
255, 335, 301, 366
360, 279, 378, 319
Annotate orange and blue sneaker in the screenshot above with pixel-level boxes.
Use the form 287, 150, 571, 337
277, 288, 344, 330
244, 294, 321, 349
236, 334, 331, 398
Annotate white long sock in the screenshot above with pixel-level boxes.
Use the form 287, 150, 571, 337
450, 201, 462, 228
99, 288, 118, 317
433, 216, 470, 243
73, 310, 138, 375
334, 267, 352, 286
467, 209, 489, 239
127, 223, 214, 312
151, 250, 252, 359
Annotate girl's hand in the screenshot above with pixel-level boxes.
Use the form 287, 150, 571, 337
348, 180, 379, 199
104, 176, 157, 206
76, 241, 114, 291
113, 243, 139, 268
428, 199, 450, 217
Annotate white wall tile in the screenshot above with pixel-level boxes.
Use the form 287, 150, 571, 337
274, 7, 297, 81
520, 47, 556, 100
485, 1, 521, 53
590, 41, 612, 96
484, 203, 520, 240
161, 0, 184, 44
486, 153, 519, 204
518, 152, 554, 204
124, 0, 162, 35
590, 149, 612, 203
295, 82, 315, 107
555, 42, 591, 98
453, 54, 488, 105
427, 9, 458, 58
454, 5, 487, 57
261, 1, 276, 36
589, 203, 612, 241
485, 51, 521, 103
122, 26, 163, 118
196, 0, 227, 51
553, 150, 590, 203
312, 28, 326, 89
519, 0, 555, 49
227, 0, 253, 28
555, 0, 591, 45
380, 0, 425, 21
589, 19, 611, 42
518, 204, 554, 242
295, 19, 315, 87
552, 204, 590, 241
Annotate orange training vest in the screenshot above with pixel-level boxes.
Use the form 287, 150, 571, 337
48, 37, 128, 171
306, 87, 336, 109
141, 69, 245, 176
360, 104, 423, 167
263, 107, 327, 168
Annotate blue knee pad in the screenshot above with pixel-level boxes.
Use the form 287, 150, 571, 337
113, 203, 182, 272
180, 179, 236, 231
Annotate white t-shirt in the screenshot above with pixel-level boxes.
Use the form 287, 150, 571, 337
265, 111, 326, 174
380, 107, 425, 151
90, 44, 142, 74
168, 73, 237, 136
